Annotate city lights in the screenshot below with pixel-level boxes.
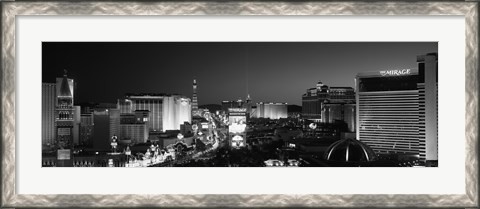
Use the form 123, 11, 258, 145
41, 42, 438, 167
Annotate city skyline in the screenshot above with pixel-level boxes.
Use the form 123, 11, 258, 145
42, 43, 438, 168
42, 42, 437, 106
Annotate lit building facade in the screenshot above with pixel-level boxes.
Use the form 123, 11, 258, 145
120, 110, 149, 124
134, 110, 150, 124
322, 103, 356, 132
118, 110, 149, 143
253, 102, 288, 119
119, 124, 148, 143
55, 74, 75, 149
109, 108, 120, 140
228, 108, 247, 148
222, 100, 244, 112
356, 53, 438, 164
117, 99, 133, 114
124, 94, 191, 132
163, 96, 192, 131
192, 79, 200, 116
42, 83, 56, 147
80, 113, 94, 147
73, 105, 81, 145
222, 96, 253, 117
127, 95, 162, 131
302, 81, 355, 122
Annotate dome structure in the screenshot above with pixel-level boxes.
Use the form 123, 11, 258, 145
324, 138, 377, 162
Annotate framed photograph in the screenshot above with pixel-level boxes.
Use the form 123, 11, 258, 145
1, 1, 478, 208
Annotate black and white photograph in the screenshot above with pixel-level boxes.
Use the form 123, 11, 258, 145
3, 2, 476, 208
41, 42, 438, 167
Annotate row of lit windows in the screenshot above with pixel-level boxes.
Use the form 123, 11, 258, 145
360, 125, 418, 130
364, 143, 420, 149
358, 91, 421, 155
359, 131, 420, 137
132, 100, 162, 131
360, 139, 419, 146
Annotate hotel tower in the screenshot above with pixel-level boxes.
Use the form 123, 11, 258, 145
55, 72, 75, 149
355, 53, 438, 165
192, 79, 199, 116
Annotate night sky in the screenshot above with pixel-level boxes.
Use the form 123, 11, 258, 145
42, 42, 437, 106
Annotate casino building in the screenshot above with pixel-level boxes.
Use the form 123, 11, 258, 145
192, 79, 201, 116
121, 94, 192, 132
302, 81, 356, 131
355, 53, 438, 165
42, 83, 56, 147
55, 73, 75, 149
252, 102, 288, 119
228, 108, 247, 148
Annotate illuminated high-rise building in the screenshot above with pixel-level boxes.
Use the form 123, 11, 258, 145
253, 102, 288, 119
163, 95, 192, 131
117, 99, 133, 114
222, 100, 243, 112
192, 79, 199, 116
356, 53, 438, 165
42, 83, 56, 147
126, 94, 163, 131
222, 95, 254, 117
228, 108, 247, 148
80, 113, 94, 147
302, 82, 355, 122
55, 72, 74, 149
119, 110, 149, 144
109, 108, 120, 140
125, 94, 191, 132
119, 123, 148, 143
73, 105, 81, 145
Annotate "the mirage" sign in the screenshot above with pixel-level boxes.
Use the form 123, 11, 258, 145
380, 69, 412, 76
